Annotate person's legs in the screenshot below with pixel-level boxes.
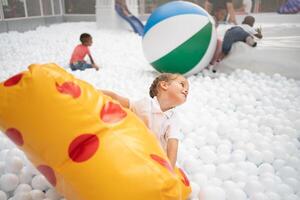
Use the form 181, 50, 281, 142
78, 61, 93, 70
222, 27, 251, 56
222, 28, 236, 56
71, 61, 93, 71
70, 63, 77, 71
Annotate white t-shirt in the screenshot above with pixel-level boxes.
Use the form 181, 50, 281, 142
239, 24, 258, 37
130, 97, 183, 151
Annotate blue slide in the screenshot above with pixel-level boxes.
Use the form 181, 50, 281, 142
115, 4, 144, 36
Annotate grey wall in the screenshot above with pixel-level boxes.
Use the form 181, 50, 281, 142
0, 16, 64, 33
63, 15, 95, 22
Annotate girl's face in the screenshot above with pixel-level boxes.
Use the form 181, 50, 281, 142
163, 76, 189, 107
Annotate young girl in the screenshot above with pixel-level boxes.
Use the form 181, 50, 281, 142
102, 73, 189, 168
70, 33, 99, 71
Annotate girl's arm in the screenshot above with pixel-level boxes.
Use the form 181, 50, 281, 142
101, 90, 130, 108
166, 138, 179, 169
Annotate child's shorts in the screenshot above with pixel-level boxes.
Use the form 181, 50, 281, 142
70, 61, 93, 71
222, 26, 251, 55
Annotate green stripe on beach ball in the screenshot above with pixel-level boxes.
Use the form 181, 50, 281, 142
151, 22, 212, 74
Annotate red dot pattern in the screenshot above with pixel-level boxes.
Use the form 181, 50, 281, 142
55, 81, 81, 99
178, 168, 190, 187
150, 154, 173, 173
100, 102, 127, 123
4, 73, 23, 87
68, 134, 99, 163
5, 128, 24, 146
3, 73, 188, 191
37, 165, 57, 186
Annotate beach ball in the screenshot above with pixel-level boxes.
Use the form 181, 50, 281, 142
142, 1, 217, 76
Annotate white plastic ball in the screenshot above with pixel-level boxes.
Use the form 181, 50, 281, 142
202, 164, 216, 178
261, 150, 274, 163
249, 192, 268, 200
45, 188, 62, 200
260, 177, 276, 191
5, 156, 23, 174
200, 186, 226, 200
265, 192, 281, 200
30, 189, 45, 200
244, 180, 264, 196
189, 181, 200, 199
217, 144, 231, 155
225, 188, 247, 200
273, 159, 286, 171
231, 170, 247, 183
198, 147, 217, 164
0, 173, 19, 192
209, 177, 222, 187
14, 184, 32, 195
278, 166, 297, 179
258, 163, 275, 175
13, 192, 32, 200
284, 177, 300, 193
276, 183, 293, 197
284, 194, 299, 200
230, 150, 246, 162
193, 173, 208, 188
247, 150, 263, 165
0, 191, 7, 200
19, 167, 33, 184
215, 164, 233, 180
31, 175, 50, 191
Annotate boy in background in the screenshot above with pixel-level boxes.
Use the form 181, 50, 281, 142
70, 33, 99, 71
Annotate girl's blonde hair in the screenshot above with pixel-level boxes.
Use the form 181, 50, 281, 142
149, 73, 181, 98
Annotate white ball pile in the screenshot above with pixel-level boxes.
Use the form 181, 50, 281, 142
0, 22, 300, 200
0, 137, 64, 200
179, 71, 300, 200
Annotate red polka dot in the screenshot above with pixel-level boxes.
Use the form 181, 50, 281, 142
150, 154, 173, 173
37, 165, 56, 186
4, 73, 23, 87
178, 168, 190, 187
100, 102, 127, 123
68, 134, 99, 163
55, 81, 81, 98
5, 128, 24, 146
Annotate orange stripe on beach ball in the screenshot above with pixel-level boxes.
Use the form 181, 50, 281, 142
5, 128, 24, 146
100, 102, 127, 123
68, 134, 99, 163
4, 73, 23, 87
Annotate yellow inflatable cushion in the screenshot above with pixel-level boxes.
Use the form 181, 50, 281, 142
0, 63, 191, 200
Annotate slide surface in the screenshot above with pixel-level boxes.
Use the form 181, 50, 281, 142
216, 42, 300, 80
115, 4, 144, 36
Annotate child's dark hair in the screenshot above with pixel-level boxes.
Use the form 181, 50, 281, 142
149, 73, 181, 98
242, 16, 255, 26
80, 33, 92, 44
